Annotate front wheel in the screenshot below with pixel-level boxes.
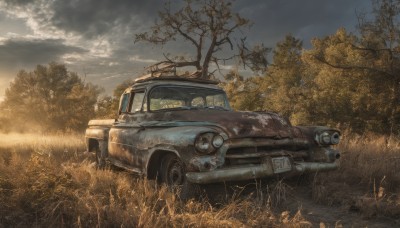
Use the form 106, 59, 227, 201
160, 154, 200, 200
160, 154, 185, 188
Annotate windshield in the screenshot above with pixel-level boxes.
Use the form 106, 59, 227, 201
149, 86, 231, 111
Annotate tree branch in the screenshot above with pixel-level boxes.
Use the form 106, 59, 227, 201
313, 55, 395, 77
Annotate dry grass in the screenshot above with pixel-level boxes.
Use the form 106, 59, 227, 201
0, 133, 85, 162
312, 132, 400, 218
0, 133, 310, 227
1, 132, 399, 226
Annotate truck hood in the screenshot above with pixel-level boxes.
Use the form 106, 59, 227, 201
146, 110, 294, 139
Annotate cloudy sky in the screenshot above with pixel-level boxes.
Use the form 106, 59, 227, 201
0, 0, 372, 100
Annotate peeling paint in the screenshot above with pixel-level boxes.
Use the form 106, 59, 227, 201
244, 114, 272, 127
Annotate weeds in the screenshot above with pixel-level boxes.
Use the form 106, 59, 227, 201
1, 132, 399, 226
0, 133, 309, 227
312, 132, 400, 219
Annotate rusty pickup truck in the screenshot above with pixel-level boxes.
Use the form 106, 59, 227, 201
85, 74, 340, 197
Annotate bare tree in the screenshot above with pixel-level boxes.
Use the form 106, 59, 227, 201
135, 0, 268, 79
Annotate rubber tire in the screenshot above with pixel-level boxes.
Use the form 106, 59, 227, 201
160, 154, 200, 200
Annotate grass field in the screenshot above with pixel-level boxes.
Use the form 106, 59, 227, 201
0, 132, 399, 227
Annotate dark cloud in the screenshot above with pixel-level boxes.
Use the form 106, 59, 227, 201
0, 37, 88, 98
1, 0, 166, 38
235, 0, 371, 47
50, 0, 164, 38
1, 0, 373, 49
2, 0, 35, 6
0, 38, 87, 70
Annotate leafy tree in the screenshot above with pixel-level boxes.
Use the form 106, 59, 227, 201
221, 0, 400, 135
303, 0, 400, 134
2, 63, 101, 132
221, 70, 264, 111
356, 0, 400, 133
96, 95, 115, 119
303, 29, 364, 129
261, 35, 312, 124
135, 0, 269, 79
95, 79, 134, 119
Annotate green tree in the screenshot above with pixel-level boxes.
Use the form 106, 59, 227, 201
261, 35, 312, 124
96, 95, 115, 119
222, 0, 400, 135
303, 0, 400, 134
135, 0, 269, 79
356, 0, 400, 133
95, 79, 134, 119
2, 63, 101, 132
221, 70, 264, 111
303, 29, 363, 129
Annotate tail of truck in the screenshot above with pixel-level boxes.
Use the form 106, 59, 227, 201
85, 119, 116, 153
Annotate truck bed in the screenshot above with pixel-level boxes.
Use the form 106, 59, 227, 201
85, 119, 116, 143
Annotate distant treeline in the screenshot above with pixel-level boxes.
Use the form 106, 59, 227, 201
0, 62, 134, 133
0, 63, 102, 132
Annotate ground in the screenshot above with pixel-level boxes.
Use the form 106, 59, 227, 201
0, 133, 399, 227
288, 186, 397, 227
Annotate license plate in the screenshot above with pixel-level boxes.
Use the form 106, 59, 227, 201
272, 157, 292, 173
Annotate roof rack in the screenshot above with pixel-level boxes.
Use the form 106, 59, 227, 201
147, 61, 177, 77
134, 61, 219, 84
135, 75, 219, 84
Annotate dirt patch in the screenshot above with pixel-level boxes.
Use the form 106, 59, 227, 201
288, 186, 398, 227
199, 179, 400, 227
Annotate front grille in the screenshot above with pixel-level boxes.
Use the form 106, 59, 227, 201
222, 138, 310, 166
225, 147, 308, 166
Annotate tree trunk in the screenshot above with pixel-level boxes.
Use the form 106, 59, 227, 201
201, 36, 217, 79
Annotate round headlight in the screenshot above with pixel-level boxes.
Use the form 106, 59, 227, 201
320, 132, 331, 144
212, 135, 224, 148
331, 132, 340, 144
195, 133, 215, 154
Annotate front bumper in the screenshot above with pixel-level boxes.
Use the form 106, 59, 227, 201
186, 161, 339, 184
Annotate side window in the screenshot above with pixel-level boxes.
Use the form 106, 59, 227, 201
130, 92, 145, 113
206, 94, 225, 107
119, 93, 130, 113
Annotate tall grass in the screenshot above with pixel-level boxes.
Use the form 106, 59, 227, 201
1, 132, 399, 226
312, 132, 400, 218
0, 133, 85, 162
0, 133, 310, 227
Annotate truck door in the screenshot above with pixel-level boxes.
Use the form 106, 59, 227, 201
108, 91, 145, 172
